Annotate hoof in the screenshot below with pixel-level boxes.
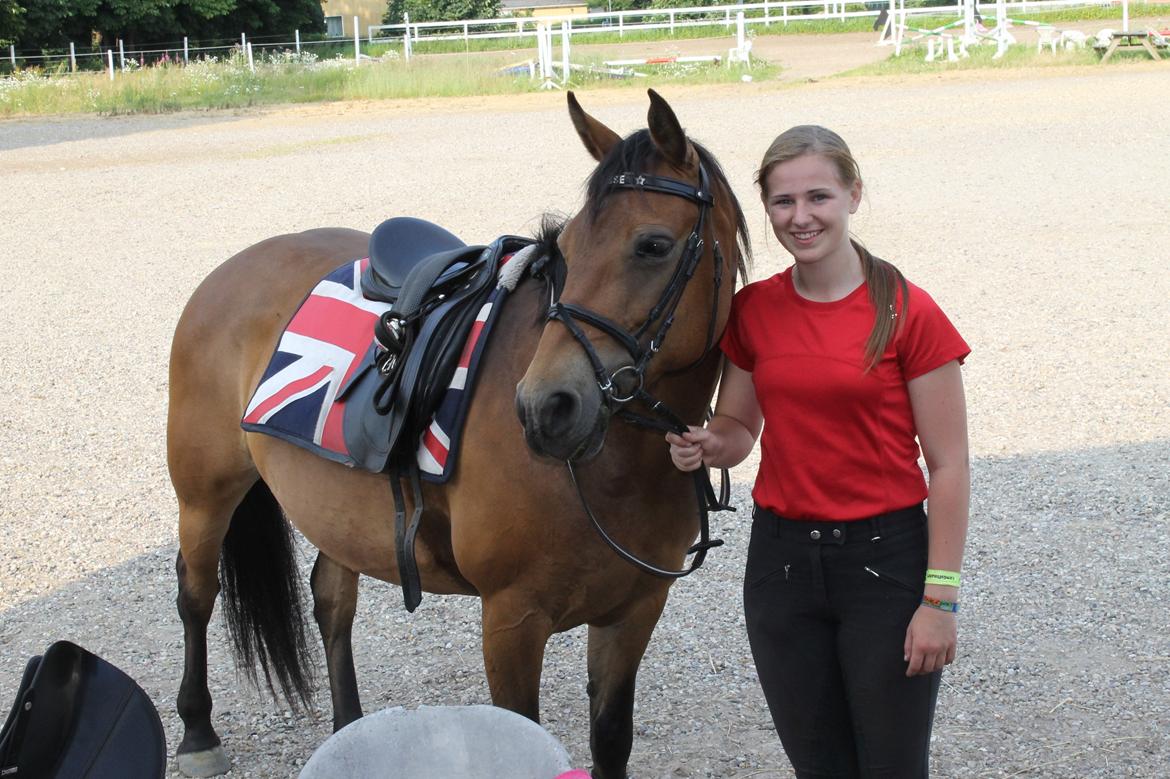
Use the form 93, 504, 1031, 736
176, 746, 231, 777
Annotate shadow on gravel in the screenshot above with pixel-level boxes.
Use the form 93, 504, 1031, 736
0, 112, 247, 152
0, 439, 1166, 777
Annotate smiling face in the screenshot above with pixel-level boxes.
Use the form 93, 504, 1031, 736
763, 152, 861, 271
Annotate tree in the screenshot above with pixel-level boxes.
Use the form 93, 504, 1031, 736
0, 0, 25, 46
3, 0, 323, 50
384, 0, 501, 25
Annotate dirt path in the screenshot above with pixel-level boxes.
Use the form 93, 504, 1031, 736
1, 35, 1169, 779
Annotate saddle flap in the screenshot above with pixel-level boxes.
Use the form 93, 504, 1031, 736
362, 217, 470, 302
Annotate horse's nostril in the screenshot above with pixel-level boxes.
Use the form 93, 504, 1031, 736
515, 391, 528, 428
539, 391, 579, 438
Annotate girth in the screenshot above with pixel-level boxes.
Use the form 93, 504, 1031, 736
358, 220, 536, 611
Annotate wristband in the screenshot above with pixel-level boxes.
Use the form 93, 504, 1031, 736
925, 569, 961, 587
921, 595, 959, 613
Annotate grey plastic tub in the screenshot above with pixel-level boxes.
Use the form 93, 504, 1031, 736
298, 704, 574, 779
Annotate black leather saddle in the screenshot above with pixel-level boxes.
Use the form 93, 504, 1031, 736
0, 641, 166, 778
361, 216, 486, 304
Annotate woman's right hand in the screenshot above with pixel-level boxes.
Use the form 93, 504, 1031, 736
665, 425, 716, 472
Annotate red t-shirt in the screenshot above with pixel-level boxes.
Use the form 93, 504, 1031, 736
720, 266, 970, 521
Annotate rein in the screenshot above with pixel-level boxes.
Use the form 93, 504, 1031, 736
535, 163, 734, 579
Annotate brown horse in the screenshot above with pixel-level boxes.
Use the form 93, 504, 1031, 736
168, 90, 749, 778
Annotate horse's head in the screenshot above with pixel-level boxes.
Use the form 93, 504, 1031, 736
516, 90, 749, 462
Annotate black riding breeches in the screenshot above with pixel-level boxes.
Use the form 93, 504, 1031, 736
743, 503, 941, 779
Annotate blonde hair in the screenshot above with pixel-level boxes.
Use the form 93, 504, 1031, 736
756, 125, 908, 371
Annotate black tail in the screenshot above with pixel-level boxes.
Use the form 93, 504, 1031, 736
219, 479, 315, 708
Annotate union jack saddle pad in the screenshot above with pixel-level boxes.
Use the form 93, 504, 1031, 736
241, 245, 532, 482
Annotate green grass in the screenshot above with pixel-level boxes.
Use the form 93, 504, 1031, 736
0, 50, 775, 116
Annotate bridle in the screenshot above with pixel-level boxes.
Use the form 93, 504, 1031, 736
532, 162, 734, 578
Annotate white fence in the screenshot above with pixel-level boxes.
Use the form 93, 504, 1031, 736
3, 0, 1114, 72
368, 0, 1111, 46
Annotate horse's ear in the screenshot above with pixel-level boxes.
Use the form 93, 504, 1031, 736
646, 89, 692, 170
567, 91, 621, 162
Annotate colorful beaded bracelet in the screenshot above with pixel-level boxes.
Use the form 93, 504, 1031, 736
925, 569, 961, 587
921, 595, 959, 613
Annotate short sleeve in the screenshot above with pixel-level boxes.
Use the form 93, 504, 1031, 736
897, 284, 970, 380
719, 285, 756, 371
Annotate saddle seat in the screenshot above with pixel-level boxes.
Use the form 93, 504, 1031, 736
362, 216, 486, 304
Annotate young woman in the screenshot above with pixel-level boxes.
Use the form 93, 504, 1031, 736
667, 125, 970, 777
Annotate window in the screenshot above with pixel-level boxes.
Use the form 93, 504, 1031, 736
326, 16, 344, 38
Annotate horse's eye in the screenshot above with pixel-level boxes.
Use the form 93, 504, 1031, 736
635, 237, 674, 259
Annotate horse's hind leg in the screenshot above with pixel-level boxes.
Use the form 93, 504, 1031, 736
174, 480, 253, 778
586, 592, 669, 779
310, 552, 363, 731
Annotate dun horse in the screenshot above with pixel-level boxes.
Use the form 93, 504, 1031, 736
168, 90, 749, 778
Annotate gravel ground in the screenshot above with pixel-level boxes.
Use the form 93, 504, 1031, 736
1, 38, 1168, 778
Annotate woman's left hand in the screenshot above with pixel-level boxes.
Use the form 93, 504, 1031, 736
903, 606, 957, 676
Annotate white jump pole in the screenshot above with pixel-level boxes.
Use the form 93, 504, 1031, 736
560, 22, 570, 84
353, 16, 360, 63
295, 29, 301, 54
1122, 0, 1129, 32
107, 49, 114, 80
69, 42, 76, 72
183, 36, 189, 64
241, 32, 246, 52
994, 0, 1009, 58
247, 41, 254, 72
736, 11, 746, 52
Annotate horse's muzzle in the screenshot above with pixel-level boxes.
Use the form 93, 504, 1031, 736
515, 380, 609, 462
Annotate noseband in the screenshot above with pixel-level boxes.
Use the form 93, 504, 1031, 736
533, 163, 733, 579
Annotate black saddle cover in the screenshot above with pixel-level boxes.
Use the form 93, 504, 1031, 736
0, 641, 166, 779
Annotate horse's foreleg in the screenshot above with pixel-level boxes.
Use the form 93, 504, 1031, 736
310, 552, 363, 731
586, 592, 669, 779
481, 592, 554, 721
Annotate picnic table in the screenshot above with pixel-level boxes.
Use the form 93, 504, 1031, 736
1097, 31, 1163, 62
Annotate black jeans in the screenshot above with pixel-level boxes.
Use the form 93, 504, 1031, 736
743, 504, 941, 779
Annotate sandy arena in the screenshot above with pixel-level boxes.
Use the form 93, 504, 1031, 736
1, 33, 1168, 778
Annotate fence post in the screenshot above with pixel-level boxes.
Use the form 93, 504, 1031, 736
241, 32, 246, 52
8, 44, 14, 69
404, 13, 412, 60
295, 30, 301, 54
784, 3, 789, 26
107, 49, 114, 80
764, 0, 770, 25
725, 8, 731, 27
118, 39, 125, 70
561, 22, 569, 84
183, 36, 189, 64
69, 42, 77, 72
354, 15, 360, 63
464, 21, 469, 44
247, 41, 254, 72
619, 13, 624, 37
670, 10, 675, 34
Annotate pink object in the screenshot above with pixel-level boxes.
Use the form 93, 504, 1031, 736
555, 772, 592, 779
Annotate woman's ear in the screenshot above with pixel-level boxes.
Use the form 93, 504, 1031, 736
849, 179, 863, 214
